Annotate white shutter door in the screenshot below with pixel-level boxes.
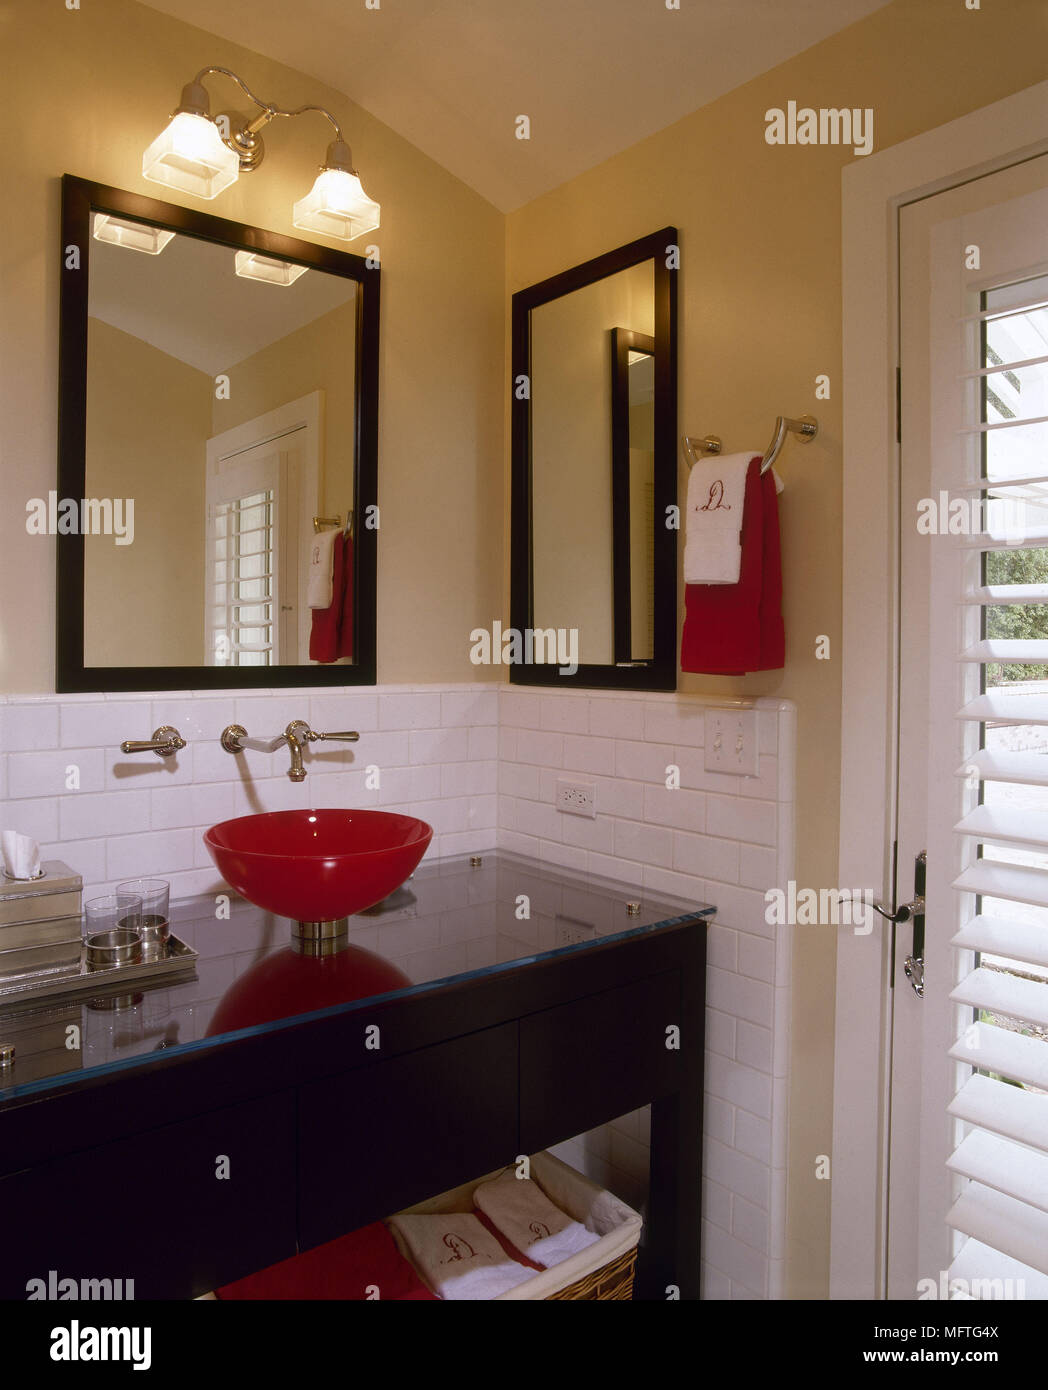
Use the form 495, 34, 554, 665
931, 184, 1048, 1298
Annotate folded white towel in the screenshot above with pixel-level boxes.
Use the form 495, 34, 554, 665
307, 528, 339, 609
684, 450, 756, 585
1, 831, 41, 880
386, 1213, 534, 1300
473, 1167, 601, 1269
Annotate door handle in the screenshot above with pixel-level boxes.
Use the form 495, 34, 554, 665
871, 852, 926, 996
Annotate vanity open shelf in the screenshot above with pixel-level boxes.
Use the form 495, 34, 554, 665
0, 851, 712, 1301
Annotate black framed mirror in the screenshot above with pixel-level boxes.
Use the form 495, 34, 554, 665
56, 175, 378, 692
511, 227, 678, 690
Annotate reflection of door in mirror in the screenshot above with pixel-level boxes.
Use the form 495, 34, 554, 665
611, 329, 655, 665
530, 261, 654, 667
204, 396, 320, 666
82, 225, 356, 668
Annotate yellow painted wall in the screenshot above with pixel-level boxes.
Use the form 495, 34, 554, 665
83, 318, 210, 665
505, 0, 1047, 1296
0, 0, 505, 689
214, 299, 358, 534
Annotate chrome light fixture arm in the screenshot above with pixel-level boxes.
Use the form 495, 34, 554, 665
184, 66, 349, 174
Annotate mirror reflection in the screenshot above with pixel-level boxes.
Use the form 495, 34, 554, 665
529, 260, 655, 668
84, 219, 357, 668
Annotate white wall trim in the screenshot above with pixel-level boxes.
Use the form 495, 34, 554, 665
832, 80, 1048, 1301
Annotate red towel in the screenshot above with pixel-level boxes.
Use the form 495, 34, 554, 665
215, 1220, 437, 1301
680, 456, 784, 675
337, 532, 354, 661
308, 531, 355, 665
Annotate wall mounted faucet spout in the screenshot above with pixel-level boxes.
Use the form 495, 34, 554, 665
220, 721, 359, 782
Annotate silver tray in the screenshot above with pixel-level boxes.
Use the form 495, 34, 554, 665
0, 934, 198, 1006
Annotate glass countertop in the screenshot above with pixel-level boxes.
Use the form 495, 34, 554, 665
0, 850, 713, 1106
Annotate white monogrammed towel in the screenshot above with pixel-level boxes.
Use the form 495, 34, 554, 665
386, 1213, 534, 1300
684, 451, 757, 585
473, 1168, 601, 1270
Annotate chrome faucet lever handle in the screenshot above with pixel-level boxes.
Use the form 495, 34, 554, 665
120, 726, 186, 758
308, 729, 360, 743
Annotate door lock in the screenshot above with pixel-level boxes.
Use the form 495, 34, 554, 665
903, 955, 925, 996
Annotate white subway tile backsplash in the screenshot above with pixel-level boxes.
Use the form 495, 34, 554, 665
708, 964, 774, 1029
704, 1178, 733, 1232
105, 828, 196, 880
4, 701, 59, 750
643, 700, 705, 748
440, 689, 498, 728
613, 819, 673, 869
6, 795, 58, 841
706, 794, 777, 846
706, 924, 738, 972
705, 1053, 773, 1121
732, 1193, 771, 1256
560, 735, 610, 775
468, 725, 499, 761
704, 1095, 735, 1147
539, 695, 589, 734
706, 1007, 736, 1059
672, 830, 740, 884
377, 692, 443, 731
704, 1136, 771, 1211
60, 789, 151, 841
734, 1110, 773, 1167
736, 1020, 774, 1074
738, 931, 776, 984
9, 748, 105, 798
60, 700, 143, 749
643, 785, 706, 833
587, 694, 644, 740
615, 738, 674, 783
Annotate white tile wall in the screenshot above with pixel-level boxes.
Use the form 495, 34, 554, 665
0, 680, 794, 1300
507, 689, 795, 1302
0, 684, 500, 901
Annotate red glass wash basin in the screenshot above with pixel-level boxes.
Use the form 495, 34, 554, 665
203, 809, 433, 922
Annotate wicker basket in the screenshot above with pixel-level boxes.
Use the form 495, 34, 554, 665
389, 1150, 643, 1301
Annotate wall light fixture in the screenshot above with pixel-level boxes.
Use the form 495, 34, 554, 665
142, 66, 380, 241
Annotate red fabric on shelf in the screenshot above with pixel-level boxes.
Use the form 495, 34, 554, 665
308, 529, 344, 664
336, 532, 354, 661
215, 1220, 437, 1301
680, 456, 784, 675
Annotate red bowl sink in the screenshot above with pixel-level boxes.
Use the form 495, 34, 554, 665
203, 809, 433, 922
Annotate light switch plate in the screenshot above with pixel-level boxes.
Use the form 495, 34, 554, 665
704, 709, 759, 777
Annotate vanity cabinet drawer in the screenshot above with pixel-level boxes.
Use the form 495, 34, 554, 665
519, 972, 682, 1152
297, 1023, 518, 1249
0, 1090, 296, 1301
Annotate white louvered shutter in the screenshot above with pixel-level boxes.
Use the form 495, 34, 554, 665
946, 268, 1048, 1298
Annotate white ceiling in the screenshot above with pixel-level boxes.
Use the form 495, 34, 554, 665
141, 0, 892, 212
90, 230, 355, 375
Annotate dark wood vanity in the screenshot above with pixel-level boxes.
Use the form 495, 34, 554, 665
0, 853, 710, 1301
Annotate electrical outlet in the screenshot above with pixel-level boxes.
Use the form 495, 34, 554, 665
704, 709, 759, 777
556, 778, 596, 818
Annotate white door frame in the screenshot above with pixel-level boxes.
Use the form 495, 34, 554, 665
206, 392, 323, 666
831, 82, 1048, 1301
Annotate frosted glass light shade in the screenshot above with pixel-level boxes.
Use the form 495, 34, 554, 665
92, 213, 175, 255
142, 112, 240, 199
234, 252, 309, 286
292, 169, 380, 241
